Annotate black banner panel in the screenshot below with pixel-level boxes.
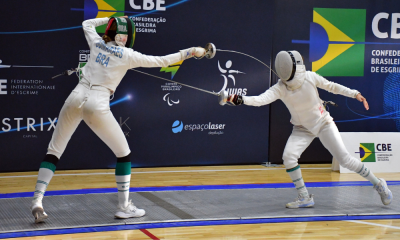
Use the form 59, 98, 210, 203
0, 0, 273, 171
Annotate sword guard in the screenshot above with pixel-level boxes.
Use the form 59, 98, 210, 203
67, 68, 77, 75
218, 89, 229, 106
51, 68, 77, 79
204, 43, 216, 59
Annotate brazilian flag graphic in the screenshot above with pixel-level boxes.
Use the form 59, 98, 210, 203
311, 8, 366, 76
84, 0, 125, 33
359, 143, 376, 162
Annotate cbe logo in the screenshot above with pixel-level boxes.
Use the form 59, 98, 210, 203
129, 0, 166, 10
0, 79, 7, 95
357, 143, 393, 163
79, 50, 90, 62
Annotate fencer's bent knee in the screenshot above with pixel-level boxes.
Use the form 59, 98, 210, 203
115, 149, 131, 158
282, 151, 299, 169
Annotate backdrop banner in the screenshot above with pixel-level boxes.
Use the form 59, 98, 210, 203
336, 132, 400, 173
0, 0, 273, 171
1, 0, 400, 172
269, 0, 400, 165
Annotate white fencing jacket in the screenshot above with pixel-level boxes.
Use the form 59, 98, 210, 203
81, 17, 182, 93
242, 65, 359, 135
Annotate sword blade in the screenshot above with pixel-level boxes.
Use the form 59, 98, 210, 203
217, 49, 279, 77
130, 69, 219, 96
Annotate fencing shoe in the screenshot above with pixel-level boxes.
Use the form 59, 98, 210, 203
31, 202, 48, 223
115, 200, 145, 219
374, 178, 393, 205
286, 194, 315, 208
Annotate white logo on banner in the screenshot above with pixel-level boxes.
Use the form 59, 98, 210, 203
0, 79, 7, 95
163, 93, 179, 106
119, 117, 131, 137
217, 60, 247, 95
129, 0, 166, 10
1, 117, 57, 133
172, 120, 226, 135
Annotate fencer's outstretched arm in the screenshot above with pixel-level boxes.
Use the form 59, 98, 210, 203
236, 83, 283, 106
128, 47, 205, 69
83, 17, 206, 69
311, 72, 359, 98
310, 72, 369, 110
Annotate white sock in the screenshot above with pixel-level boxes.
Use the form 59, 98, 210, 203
116, 175, 131, 208
357, 164, 380, 186
286, 165, 309, 198
33, 164, 55, 204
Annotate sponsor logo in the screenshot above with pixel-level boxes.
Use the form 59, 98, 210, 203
309, 8, 366, 76
294, 8, 400, 76
129, 0, 166, 11
0, 79, 7, 95
119, 117, 131, 137
160, 60, 183, 79
161, 83, 181, 91
172, 120, 183, 133
357, 143, 376, 162
79, 50, 90, 80
356, 143, 393, 162
163, 93, 179, 106
217, 60, 247, 95
0, 117, 58, 134
172, 120, 226, 135
80, 0, 169, 34
79, 50, 91, 62
5, 80, 56, 95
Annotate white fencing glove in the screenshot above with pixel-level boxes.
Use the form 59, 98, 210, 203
227, 94, 244, 105
180, 47, 206, 60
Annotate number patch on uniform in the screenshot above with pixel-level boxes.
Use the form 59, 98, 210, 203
95, 53, 110, 67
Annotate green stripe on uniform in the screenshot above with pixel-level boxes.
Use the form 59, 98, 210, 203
34, 190, 45, 195
293, 177, 303, 182
357, 164, 364, 174
40, 161, 56, 173
115, 162, 131, 176
286, 165, 300, 173
36, 180, 48, 186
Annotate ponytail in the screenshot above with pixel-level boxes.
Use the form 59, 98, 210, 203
102, 35, 112, 43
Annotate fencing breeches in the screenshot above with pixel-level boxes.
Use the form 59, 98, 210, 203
282, 122, 362, 172
47, 82, 130, 159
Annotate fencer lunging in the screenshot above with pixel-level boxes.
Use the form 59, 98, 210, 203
227, 50, 393, 208
31, 16, 208, 223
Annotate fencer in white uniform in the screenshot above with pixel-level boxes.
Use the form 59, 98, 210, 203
227, 50, 393, 208
31, 16, 208, 223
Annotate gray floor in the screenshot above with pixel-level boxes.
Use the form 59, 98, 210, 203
0, 186, 398, 233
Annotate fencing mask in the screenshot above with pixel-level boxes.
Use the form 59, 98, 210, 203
274, 51, 304, 81
105, 17, 136, 48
